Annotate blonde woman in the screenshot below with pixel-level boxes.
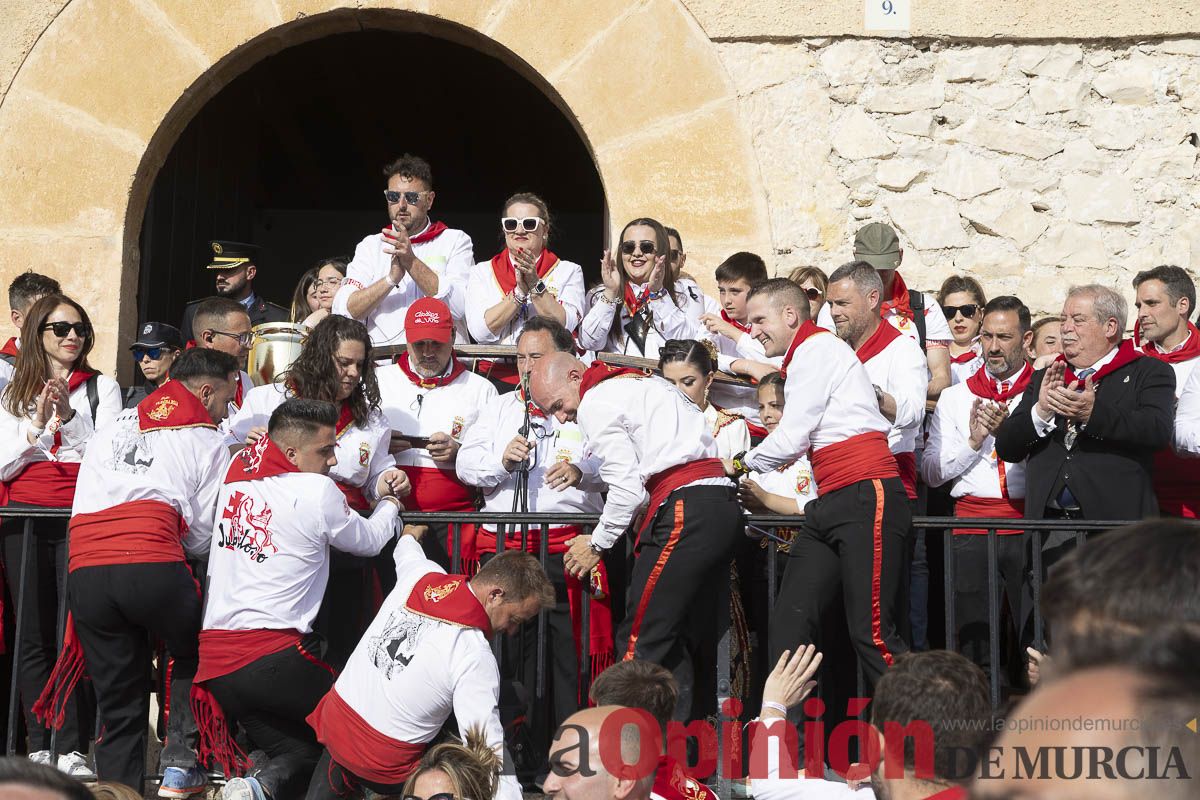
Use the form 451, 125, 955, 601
400, 728, 501, 800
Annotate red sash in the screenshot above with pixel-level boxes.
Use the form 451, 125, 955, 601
1057, 340, 1141, 385
953, 495, 1026, 536
720, 311, 751, 335
880, 272, 914, 321
4, 461, 80, 507
578, 362, 647, 397
409, 221, 448, 245
778, 321, 829, 379
397, 465, 474, 512
809, 432, 898, 495
406, 571, 492, 635
308, 688, 427, 785
473, 359, 520, 386
965, 363, 1033, 404
637, 458, 726, 541
855, 321, 902, 364
950, 346, 980, 365
1153, 448, 1200, 518
1136, 321, 1200, 363
894, 451, 918, 500
335, 481, 370, 511
489, 249, 559, 296
139, 378, 218, 431
396, 352, 466, 390
195, 629, 303, 683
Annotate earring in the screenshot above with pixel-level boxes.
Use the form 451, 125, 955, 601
703, 387, 710, 405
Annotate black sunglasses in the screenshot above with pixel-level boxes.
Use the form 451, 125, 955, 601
620, 240, 656, 256
403, 794, 456, 800
133, 346, 169, 361
804, 287, 822, 301
943, 304, 980, 320
384, 190, 425, 205
41, 321, 92, 338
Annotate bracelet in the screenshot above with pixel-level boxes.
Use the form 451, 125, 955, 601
597, 293, 621, 306
761, 701, 788, 715
511, 289, 529, 305
647, 288, 668, 301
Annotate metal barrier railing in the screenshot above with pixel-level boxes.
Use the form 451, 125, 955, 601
1, 507, 1131, 792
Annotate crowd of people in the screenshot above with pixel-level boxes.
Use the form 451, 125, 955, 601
0, 151, 1195, 799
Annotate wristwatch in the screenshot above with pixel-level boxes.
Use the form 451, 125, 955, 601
588, 541, 605, 555
532, 280, 548, 297
731, 450, 751, 477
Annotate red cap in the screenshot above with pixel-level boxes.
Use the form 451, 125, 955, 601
405, 297, 453, 343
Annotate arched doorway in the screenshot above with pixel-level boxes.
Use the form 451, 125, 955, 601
138, 28, 605, 328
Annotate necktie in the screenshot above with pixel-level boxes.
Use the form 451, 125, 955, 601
1076, 367, 1095, 381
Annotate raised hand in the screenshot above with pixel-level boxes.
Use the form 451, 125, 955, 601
513, 247, 539, 293
647, 254, 668, 293
382, 225, 415, 282
761, 644, 823, 716
600, 250, 621, 300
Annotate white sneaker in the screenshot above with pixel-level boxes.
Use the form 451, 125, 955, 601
57, 751, 96, 781
28, 750, 52, 766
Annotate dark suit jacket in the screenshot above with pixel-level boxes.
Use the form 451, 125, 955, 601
180, 293, 290, 343
994, 354, 1176, 520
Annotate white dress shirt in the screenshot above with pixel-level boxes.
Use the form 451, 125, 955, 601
465, 256, 586, 343
578, 284, 706, 358
860, 331, 928, 456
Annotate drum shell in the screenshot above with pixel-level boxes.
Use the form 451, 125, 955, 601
248, 323, 306, 386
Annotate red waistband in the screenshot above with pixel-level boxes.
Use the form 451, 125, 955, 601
398, 465, 475, 511
953, 495, 1026, 535
809, 432, 898, 495
307, 687, 426, 784
475, 525, 582, 555
639, 458, 725, 538
1153, 448, 1200, 518
335, 481, 370, 512
68, 499, 184, 572
894, 451, 917, 500
473, 360, 520, 385
195, 629, 302, 684
4, 461, 80, 507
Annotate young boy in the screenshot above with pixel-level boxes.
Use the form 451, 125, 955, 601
738, 373, 818, 515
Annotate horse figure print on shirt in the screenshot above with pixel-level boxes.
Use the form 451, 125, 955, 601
217, 490, 278, 563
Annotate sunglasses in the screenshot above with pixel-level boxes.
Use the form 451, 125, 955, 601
620, 240, 656, 256
669, 249, 682, 262
384, 190, 427, 205
41, 321, 92, 338
133, 346, 171, 361
943, 304, 980, 319
804, 287, 822, 301
403, 794, 456, 800
210, 330, 255, 348
502, 216, 544, 233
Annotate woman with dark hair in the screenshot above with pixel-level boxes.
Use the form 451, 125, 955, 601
466, 193, 585, 386
578, 217, 704, 357
937, 275, 987, 385
0, 293, 121, 777
658, 339, 749, 459
292, 259, 347, 329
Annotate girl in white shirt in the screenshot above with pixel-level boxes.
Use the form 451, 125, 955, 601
657, 338, 750, 460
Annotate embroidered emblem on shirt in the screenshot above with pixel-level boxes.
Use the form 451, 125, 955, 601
797, 470, 812, 496
424, 579, 461, 603
148, 397, 178, 421
359, 441, 370, 467
450, 416, 465, 439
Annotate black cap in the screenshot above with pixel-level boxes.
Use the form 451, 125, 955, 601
130, 322, 183, 350
206, 240, 261, 270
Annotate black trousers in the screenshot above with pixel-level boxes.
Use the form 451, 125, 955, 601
951, 533, 1027, 678
68, 561, 201, 789
207, 633, 335, 799
304, 748, 407, 800
617, 484, 742, 721
2, 518, 85, 753
769, 477, 911, 691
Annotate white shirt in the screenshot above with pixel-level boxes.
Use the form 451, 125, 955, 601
72, 405, 227, 557
1137, 331, 1199, 397
1031, 344, 1120, 436
675, 277, 720, 324
922, 373, 1028, 499
578, 375, 730, 550
578, 284, 706, 358
709, 328, 780, 427
750, 719, 876, 800
204, 472, 399, 633
1173, 361, 1200, 454
456, 392, 605, 526
332, 535, 521, 800
224, 383, 396, 499
745, 329, 891, 473
818, 289, 953, 348
950, 344, 984, 385
222, 371, 255, 437
377, 364, 498, 471
704, 404, 751, 461
0, 373, 123, 481
332, 222, 475, 346
465, 256, 586, 343
859, 330, 928, 455
750, 456, 819, 512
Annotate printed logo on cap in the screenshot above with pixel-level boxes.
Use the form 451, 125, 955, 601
143, 324, 153, 334
414, 309, 442, 325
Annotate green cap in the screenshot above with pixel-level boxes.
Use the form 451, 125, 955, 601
853, 222, 901, 272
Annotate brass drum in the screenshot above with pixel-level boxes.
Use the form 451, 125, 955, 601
247, 322, 306, 386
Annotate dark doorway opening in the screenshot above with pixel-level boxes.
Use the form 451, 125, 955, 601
138, 28, 605, 330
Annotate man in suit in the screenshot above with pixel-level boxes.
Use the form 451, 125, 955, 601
180, 240, 288, 342
995, 284, 1175, 565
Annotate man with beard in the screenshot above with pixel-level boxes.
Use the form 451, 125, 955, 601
333, 154, 475, 346
377, 297, 497, 567
923, 296, 1034, 676
181, 241, 287, 343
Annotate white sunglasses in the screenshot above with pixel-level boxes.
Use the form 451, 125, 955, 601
501, 216, 544, 233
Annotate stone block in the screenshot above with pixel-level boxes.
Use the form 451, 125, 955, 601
831, 107, 897, 160
957, 83, 1028, 111
1093, 58, 1158, 105
818, 40, 885, 87
1062, 173, 1139, 224
155, 0, 280, 63
1029, 78, 1090, 114
1129, 144, 1197, 180
716, 42, 818, 97
488, 0, 641, 85
1032, 223, 1108, 269
947, 117, 1065, 160
940, 45, 1013, 83
862, 82, 945, 114
885, 111, 937, 138
1054, 139, 1108, 175
1087, 107, 1141, 150
876, 160, 925, 191
1015, 44, 1083, 79
884, 191, 969, 249
933, 150, 1001, 200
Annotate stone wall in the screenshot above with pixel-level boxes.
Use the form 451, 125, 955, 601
716, 37, 1200, 315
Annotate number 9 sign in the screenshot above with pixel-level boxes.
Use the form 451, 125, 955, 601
865, 0, 909, 31
882, 0, 895, 14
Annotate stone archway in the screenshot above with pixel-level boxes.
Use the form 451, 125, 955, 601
0, 0, 770, 373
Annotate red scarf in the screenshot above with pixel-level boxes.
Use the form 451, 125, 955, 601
855, 320, 902, 363
1138, 322, 1200, 364
880, 272, 914, 321
0, 337, 19, 358
1057, 340, 1141, 385
779, 320, 830, 379
623, 284, 653, 316
225, 436, 298, 483
490, 249, 559, 296
720, 311, 751, 334
405, 572, 492, 637
408, 221, 448, 245
395, 352, 466, 390
138, 378, 217, 432
232, 375, 245, 410
965, 363, 1033, 404
951, 345, 980, 364
578, 362, 647, 398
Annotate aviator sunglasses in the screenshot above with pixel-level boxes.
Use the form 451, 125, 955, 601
384, 190, 428, 205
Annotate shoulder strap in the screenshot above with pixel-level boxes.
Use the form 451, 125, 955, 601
909, 290, 927, 352
86, 374, 100, 422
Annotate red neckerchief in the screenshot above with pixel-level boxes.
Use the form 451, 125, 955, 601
490, 249, 559, 296
406, 572, 493, 638
395, 352, 466, 390
232, 374, 245, 410
623, 283, 652, 316
855, 320, 902, 363
578, 362, 647, 399
779, 320, 830, 379
1057, 339, 1142, 385
65, 368, 95, 395
408, 221, 448, 245
517, 387, 546, 419
965, 362, 1033, 403
1138, 321, 1200, 364
137, 379, 217, 432
880, 271, 913, 321
951, 342, 980, 364
0, 338, 19, 358
224, 435, 299, 483
720, 311, 751, 334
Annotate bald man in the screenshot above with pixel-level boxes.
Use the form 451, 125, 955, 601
543, 706, 656, 800
530, 352, 742, 721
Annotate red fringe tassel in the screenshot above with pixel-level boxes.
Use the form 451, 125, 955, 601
32, 613, 85, 729
190, 683, 250, 778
